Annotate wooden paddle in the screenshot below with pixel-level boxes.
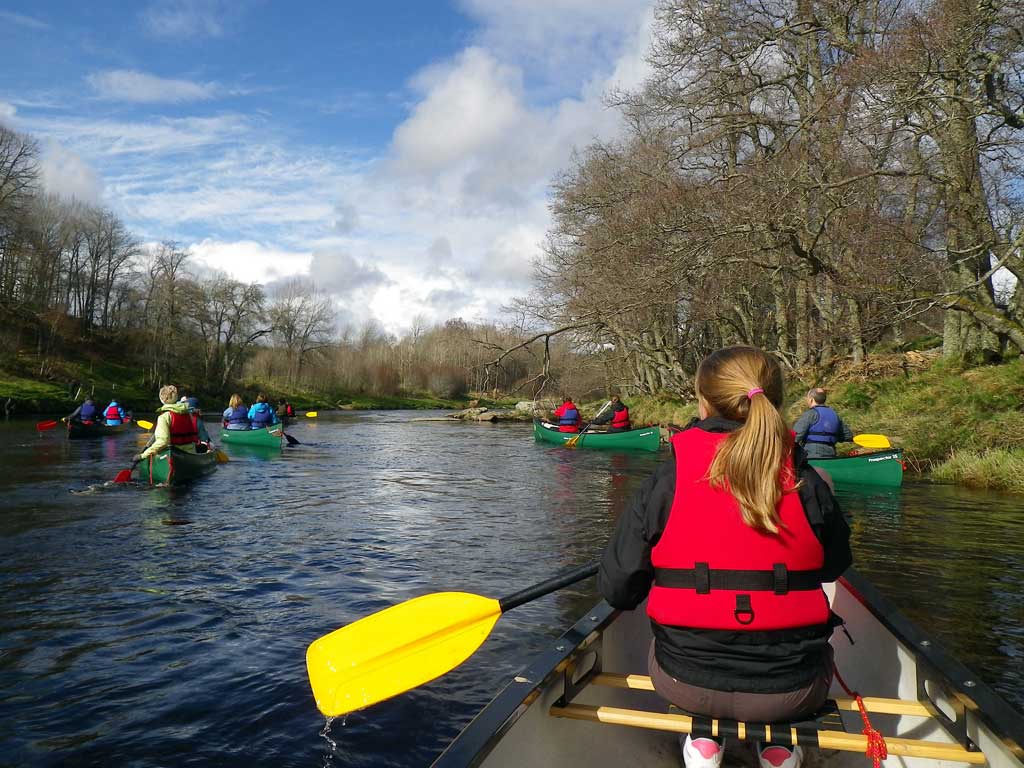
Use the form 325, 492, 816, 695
566, 400, 611, 448
306, 563, 598, 718
36, 420, 59, 431
854, 433, 892, 449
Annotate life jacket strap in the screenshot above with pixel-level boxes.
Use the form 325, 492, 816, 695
654, 563, 824, 594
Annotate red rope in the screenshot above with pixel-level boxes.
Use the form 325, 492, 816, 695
834, 665, 888, 768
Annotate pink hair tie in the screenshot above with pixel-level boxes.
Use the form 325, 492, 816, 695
746, 387, 764, 399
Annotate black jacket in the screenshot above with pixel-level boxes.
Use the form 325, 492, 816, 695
598, 417, 852, 693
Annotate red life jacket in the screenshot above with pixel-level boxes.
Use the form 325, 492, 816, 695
610, 405, 630, 430
169, 411, 200, 445
647, 428, 830, 631
105, 404, 122, 420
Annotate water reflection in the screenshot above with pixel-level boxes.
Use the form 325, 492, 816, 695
0, 415, 1019, 767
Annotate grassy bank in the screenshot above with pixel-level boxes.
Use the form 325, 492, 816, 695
611, 356, 1024, 493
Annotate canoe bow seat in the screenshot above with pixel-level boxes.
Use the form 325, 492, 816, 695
548, 673, 986, 765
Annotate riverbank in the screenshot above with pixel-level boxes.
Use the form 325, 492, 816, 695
0, 350, 512, 416
621, 355, 1024, 493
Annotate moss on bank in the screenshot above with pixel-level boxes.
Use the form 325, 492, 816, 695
931, 449, 1024, 494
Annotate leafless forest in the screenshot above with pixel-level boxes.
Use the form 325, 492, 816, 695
2, 0, 1021, 400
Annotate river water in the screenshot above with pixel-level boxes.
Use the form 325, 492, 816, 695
0, 412, 1021, 767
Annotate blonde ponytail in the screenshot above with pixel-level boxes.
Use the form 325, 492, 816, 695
696, 347, 795, 532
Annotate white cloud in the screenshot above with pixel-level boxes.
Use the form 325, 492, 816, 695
391, 48, 526, 176
0, 11, 50, 30
0, 101, 16, 126
188, 239, 312, 281
39, 141, 103, 203
87, 70, 218, 104
140, 0, 226, 39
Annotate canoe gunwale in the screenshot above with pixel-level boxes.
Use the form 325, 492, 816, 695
532, 419, 662, 452
432, 602, 617, 767
432, 568, 1024, 766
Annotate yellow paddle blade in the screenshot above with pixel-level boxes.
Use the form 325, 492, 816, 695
854, 433, 892, 449
215, 450, 229, 463
306, 591, 501, 717
305, 411, 318, 418
565, 434, 581, 447
136, 420, 154, 430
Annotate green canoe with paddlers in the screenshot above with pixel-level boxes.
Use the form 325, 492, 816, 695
533, 419, 661, 452
133, 446, 218, 485
219, 425, 284, 448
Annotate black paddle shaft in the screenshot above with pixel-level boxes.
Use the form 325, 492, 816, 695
498, 563, 599, 612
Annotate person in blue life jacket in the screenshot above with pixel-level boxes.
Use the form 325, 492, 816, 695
103, 399, 127, 426
222, 394, 251, 430
248, 392, 279, 429
552, 396, 582, 433
792, 388, 854, 459
67, 397, 99, 424
591, 395, 632, 433
179, 393, 211, 442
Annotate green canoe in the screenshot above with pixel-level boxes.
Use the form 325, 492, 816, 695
67, 419, 133, 439
808, 448, 904, 488
135, 446, 218, 485
220, 425, 284, 448
533, 419, 662, 452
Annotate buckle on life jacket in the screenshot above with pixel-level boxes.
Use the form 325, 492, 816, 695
694, 562, 710, 594
773, 563, 789, 595
734, 595, 755, 625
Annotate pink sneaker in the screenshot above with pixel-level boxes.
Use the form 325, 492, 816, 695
681, 734, 724, 768
758, 744, 803, 768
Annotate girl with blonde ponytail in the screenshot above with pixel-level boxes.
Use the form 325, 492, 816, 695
599, 346, 852, 768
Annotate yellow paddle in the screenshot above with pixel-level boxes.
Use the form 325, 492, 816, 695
305, 411, 318, 418
853, 433, 892, 449
215, 449, 229, 463
306, 563, 598, 717
136, 419, 155, 430
566, 400, 611, 448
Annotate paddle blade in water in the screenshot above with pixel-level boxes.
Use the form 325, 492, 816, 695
283, 432, 300, 446
306, 591, 501, 717
215, 450, 229, 463
114, 468, 133, 483
305, 411, 318, 418
136, 420, 155, 430
854, 433, 891, 449
36, 420, 58, 431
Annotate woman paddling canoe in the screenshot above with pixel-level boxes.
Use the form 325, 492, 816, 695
599, 346, 852, 768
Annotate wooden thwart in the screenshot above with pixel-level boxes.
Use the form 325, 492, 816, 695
590, 673, 934, 718
549, 704, 986, 764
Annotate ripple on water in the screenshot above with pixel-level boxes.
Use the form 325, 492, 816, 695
0, 415, 1020, 767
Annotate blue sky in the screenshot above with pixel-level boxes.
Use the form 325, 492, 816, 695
0, 1, 653, 332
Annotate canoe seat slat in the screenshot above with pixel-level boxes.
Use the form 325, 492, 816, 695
590, 673, 934, 717
549, 704, 986, 765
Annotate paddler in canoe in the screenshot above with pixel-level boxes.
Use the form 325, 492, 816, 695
247, 392, 279, 429
66, 396, 99, 424
793, 387, 854, 459
589, 394, 631, 432
552, 395, 582, 433
598, 346, 851, 768
222, 394, 251, 430
133, 385, 210, 468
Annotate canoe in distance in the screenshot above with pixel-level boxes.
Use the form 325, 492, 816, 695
433, 569, 1023, 768
533, 419, 662, 452
67, 419, 133, 439
219, 424, 284, 448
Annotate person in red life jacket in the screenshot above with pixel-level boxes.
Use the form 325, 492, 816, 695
277, 398, 295, 418
598, 346, 852, 768
591, 395, 631, 432
103, 399, 128, 426
552, 396, 582, 433
793, 388, 855, 459
67, 397, 99, 424
223, 394, 251, 430
133, 385, 209, 466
